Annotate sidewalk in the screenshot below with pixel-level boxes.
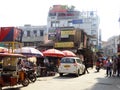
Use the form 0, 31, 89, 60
88, 68, 120, 90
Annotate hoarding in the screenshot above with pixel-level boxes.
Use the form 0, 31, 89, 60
72, 19, 83, 24
0, 27, 23, 42
55, 42, 74, 48
48, 28, 61, 41
61, 30, 75, 38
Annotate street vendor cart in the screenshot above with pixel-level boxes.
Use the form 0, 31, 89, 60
0, 53, 29, 90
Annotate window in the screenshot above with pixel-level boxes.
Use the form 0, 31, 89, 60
51, 21, 59, 27
58, 13, 66, 16
61, 58, 75, 63
33, 30, 37, 37
76, 59, 81, 63
91, 30, 96, 35
68, 21, 73, 26
49, 13, 56, 16
27, 31, 30, 37
40, 30, 44, 36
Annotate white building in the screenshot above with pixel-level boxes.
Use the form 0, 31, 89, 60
47, 5, 100, 49
19, 24, 47, 47
102, 36, 119, 56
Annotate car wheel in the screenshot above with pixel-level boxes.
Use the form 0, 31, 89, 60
76, 70, 80, 77
82, 68, 86, 74
59, 73, 63, 77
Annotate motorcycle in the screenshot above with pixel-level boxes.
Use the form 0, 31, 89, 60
96, 62, 102, 72
96, 66, 101, 72
23, 68, 37, 82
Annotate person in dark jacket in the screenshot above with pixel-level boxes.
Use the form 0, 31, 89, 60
83, 59, 89, 74
117, 55, 120, 77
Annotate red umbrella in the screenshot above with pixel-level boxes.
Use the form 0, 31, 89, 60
42, 48, 65, 57
62, 50, 76, 57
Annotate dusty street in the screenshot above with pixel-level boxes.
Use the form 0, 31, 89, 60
3, 68, 120, 90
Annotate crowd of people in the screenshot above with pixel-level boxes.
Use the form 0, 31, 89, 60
96, 55, 120, 77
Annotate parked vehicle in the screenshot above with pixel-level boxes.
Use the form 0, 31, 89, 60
95, 57, 103, 72
58, 57, 85, 77
0, 53, 29, 90
23, 68, 37, 82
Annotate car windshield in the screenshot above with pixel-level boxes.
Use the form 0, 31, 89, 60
61, 58, 75, 63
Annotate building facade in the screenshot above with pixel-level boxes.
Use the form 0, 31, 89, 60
19, 24, 47, 47
47, 5, 100, 49
102, 36, 119, 57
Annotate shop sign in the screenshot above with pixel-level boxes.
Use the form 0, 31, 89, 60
55, 42, 74, 48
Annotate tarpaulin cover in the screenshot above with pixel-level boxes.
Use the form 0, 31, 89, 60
0, 27, 23, 42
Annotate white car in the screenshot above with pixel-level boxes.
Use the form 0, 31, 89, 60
58, 57, 85, 77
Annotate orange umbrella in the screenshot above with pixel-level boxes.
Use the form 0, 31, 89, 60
42, 48, 65, 57
62, 50, 76, 57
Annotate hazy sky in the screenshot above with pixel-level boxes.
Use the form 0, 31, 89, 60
0, 0, 120, 41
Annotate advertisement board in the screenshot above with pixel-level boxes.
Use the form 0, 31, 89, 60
72, 19, 83, 24
55, 42, 74, 48
48, 28, 61, 41
61, 30, 75, 38
0, 27, 23, 42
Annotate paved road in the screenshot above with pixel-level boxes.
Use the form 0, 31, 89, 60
2, 68, 120, 90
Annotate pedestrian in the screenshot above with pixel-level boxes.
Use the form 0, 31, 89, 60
105, 57, 112, 77
112, 57, 117, 76
117, 55, 120, 77
83, 59, 89, 74
96, 57, 102, 72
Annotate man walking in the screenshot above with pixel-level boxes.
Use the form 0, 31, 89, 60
106, 57, 112, 77
117, 55, 120, 77
83, 59, 89, 74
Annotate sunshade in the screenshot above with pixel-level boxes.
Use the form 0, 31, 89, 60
62, 50, 76, 57
14, 47, 43, 57
42, 48, 65, 57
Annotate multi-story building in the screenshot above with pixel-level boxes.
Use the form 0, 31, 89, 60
47, 5, 100, 49
102, 16, 120, 57
18, 24, 47, 47
102, 36, 118, 57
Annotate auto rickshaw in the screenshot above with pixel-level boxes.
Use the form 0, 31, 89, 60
0, 53, 29, 90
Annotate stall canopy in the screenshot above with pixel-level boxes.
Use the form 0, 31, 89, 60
42, 48, 65, 57
14, 47, 43, 57
62, 50, 76, 57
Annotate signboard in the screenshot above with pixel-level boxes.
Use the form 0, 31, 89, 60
0, 27, 23, 42
61, 30, 75, 38
48, 28, 61, 41
55, 42, 74, 48
72, 19, 83, 24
